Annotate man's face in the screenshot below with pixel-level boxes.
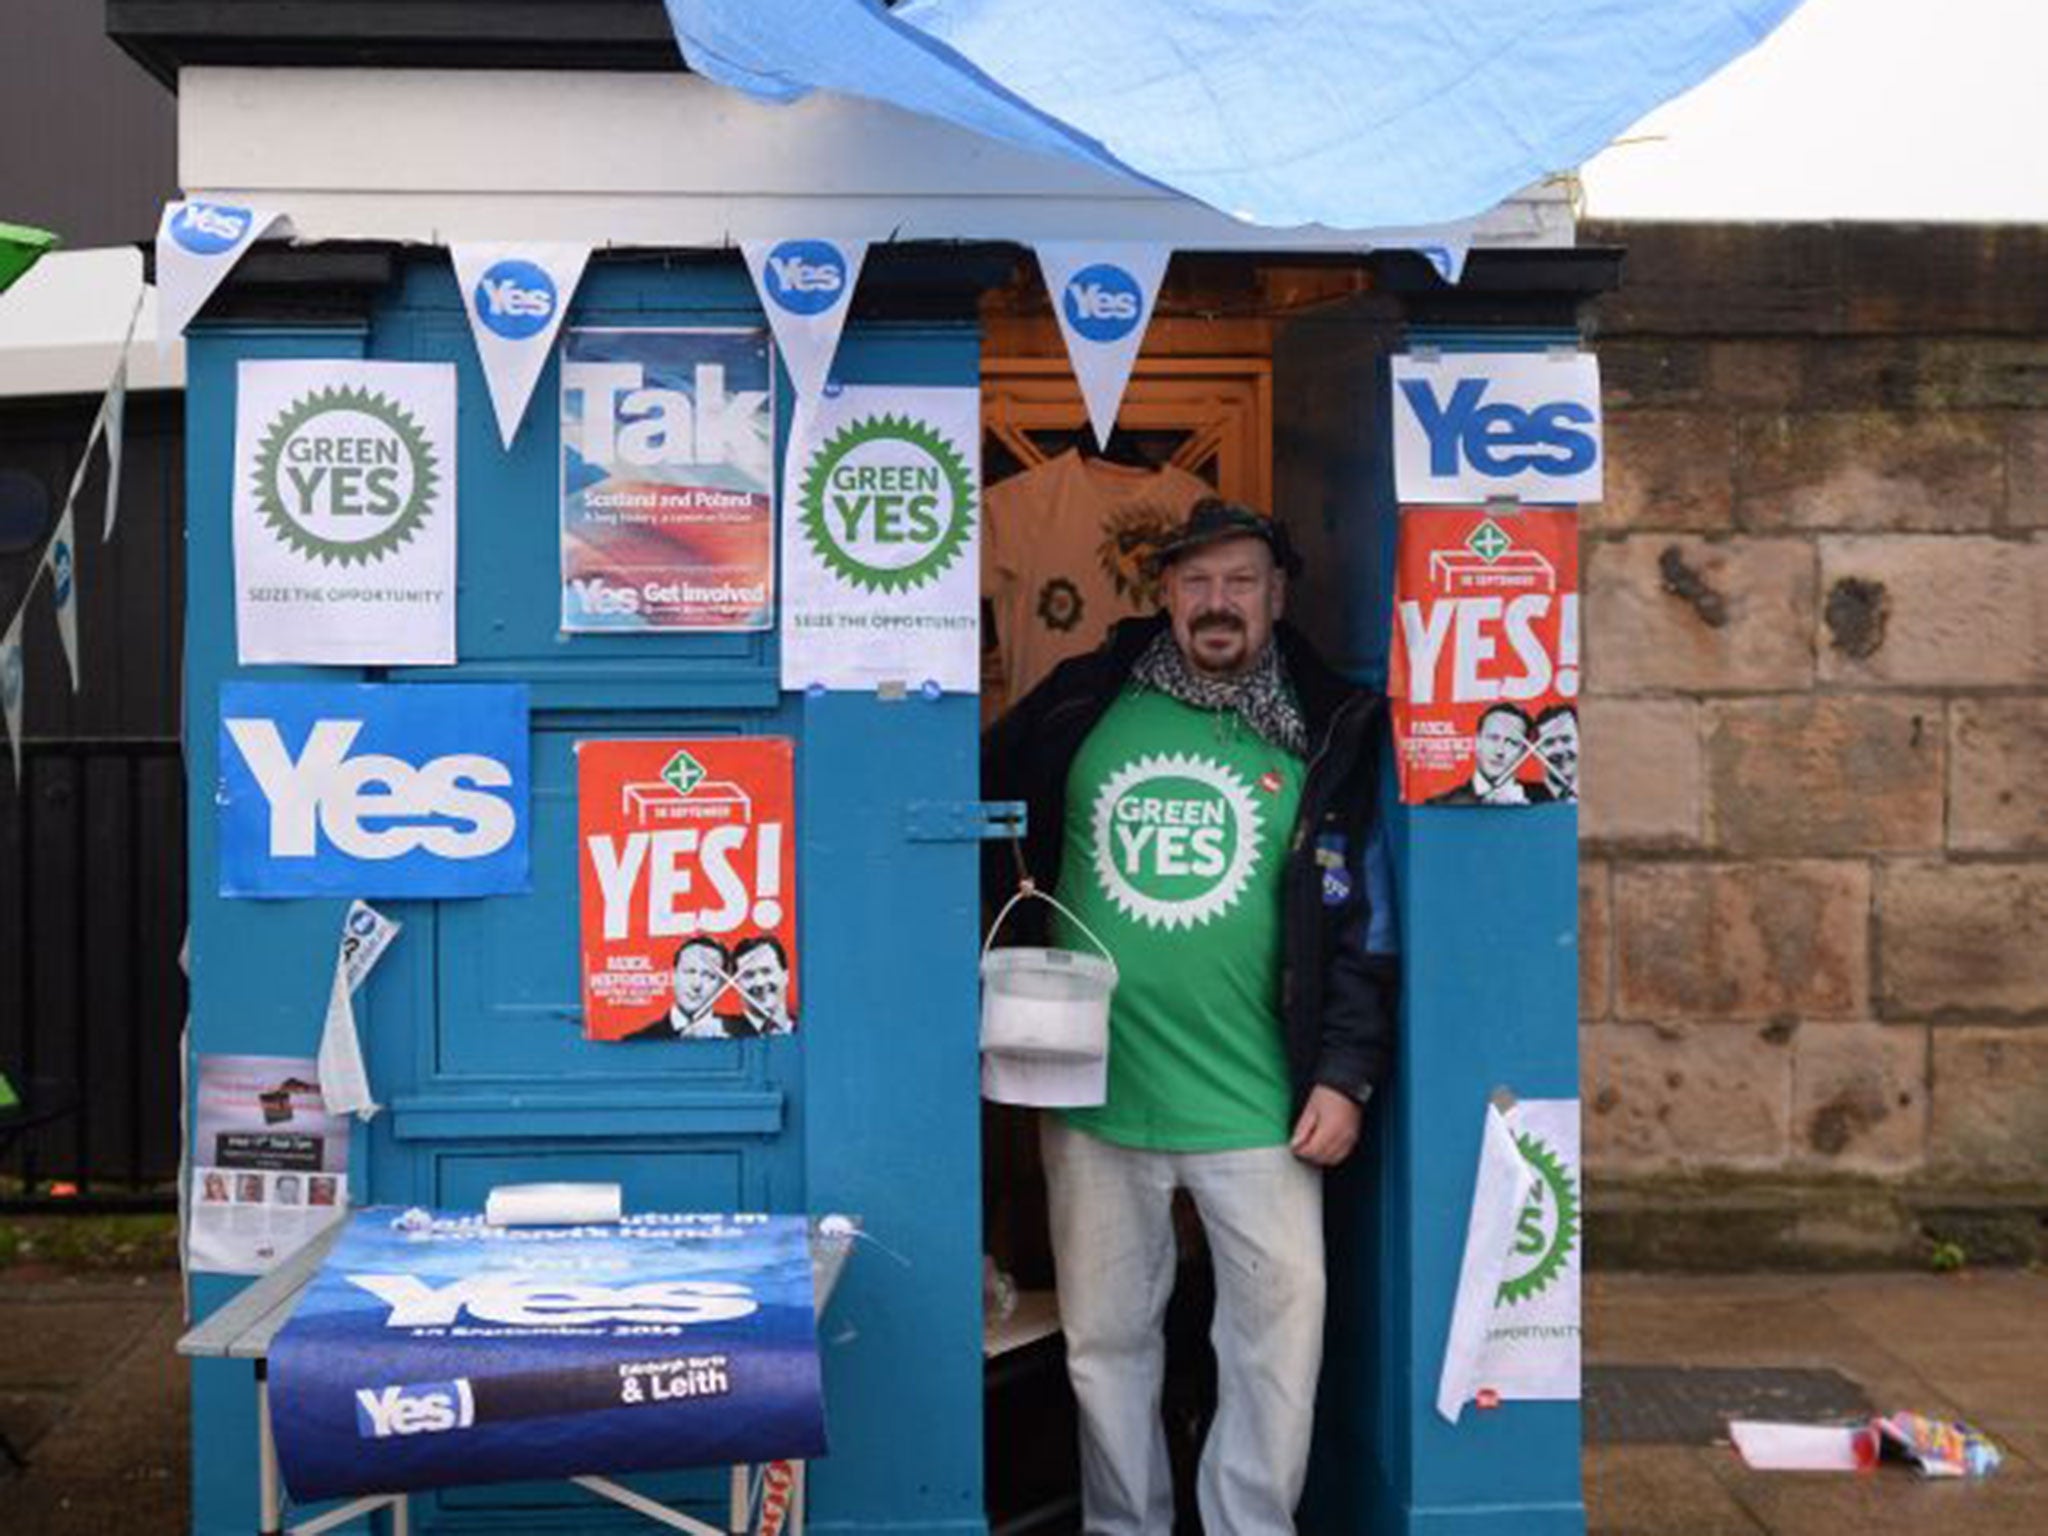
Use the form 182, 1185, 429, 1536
735, 947, 789, 1023
1475, 711, 1530, 781
1162, 537, 1285, 678
1535, 714, 1579, 790
672, 944, 726, 1015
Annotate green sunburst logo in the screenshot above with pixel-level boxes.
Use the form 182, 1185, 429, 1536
250, 385, 439, 567
797, 413, 976, 593
1497, 1131, 1580, 1306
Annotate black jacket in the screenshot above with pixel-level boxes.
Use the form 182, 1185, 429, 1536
982, 614, 1398, 1111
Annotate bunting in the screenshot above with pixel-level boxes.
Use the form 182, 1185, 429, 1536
450, 243, 591, 448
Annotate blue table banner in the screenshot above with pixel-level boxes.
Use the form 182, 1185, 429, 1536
269, 1209, 826, 1502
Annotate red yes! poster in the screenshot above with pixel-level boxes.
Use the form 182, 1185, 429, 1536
1388, 508, 1580, 807
578, 738, 797, 1041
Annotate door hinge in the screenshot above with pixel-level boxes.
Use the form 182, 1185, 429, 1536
904, 800, 1027, 842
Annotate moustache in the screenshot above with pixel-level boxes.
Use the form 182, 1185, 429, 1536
1192, 613, 1245, 635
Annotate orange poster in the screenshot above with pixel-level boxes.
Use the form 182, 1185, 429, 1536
578, 738, 797, 1041
1388, 508, 1580, 807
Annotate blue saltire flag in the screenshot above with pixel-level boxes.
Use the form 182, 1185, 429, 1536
664, 0, 1806, 230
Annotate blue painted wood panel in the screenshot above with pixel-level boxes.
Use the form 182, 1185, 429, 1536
186, 264, 985, 1535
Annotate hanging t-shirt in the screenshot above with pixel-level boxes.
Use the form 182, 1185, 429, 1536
983, 450, 1212, 702
1054, 688, 1302, 1152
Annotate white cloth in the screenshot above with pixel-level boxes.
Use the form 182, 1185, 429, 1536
1041, 1116, 1324, 1536
983, 451, 1210, 702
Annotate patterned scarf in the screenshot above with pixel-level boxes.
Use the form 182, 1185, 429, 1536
1130, 627, 1308, 758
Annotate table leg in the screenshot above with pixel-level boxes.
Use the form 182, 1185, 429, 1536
256, 1360, 281, 1536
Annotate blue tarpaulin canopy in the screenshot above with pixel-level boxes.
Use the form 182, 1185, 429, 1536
665, 0, 1804, 231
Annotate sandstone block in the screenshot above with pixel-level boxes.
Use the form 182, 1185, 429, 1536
1949, 699, 2048, 852
1579, 697, 1702, 847
1735, 412, 2003, 532
1817, 536, 2048, 687
1581, 860, 1612, 1022
1584, 536, 1816, 695
1928, 1028, 2048, 1179
2009, 414, 2048, 530
1705, 696, 1943, 855
1616, 861, 1869, 1020
1583, 1021, 1792, 1171
1878, 861, 2048, 1016
1790, 1023, 1928, 1170
1705, 340, 1807, 410
1596, 340, 1711, 411
1587, 412, 1736, 533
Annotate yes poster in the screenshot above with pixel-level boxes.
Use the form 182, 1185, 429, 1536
1437, 1099, 1582, 1421
232, 360, 458, 665
560, 329, 775, 632
780, 386, 981, 692
579, 738, 797, 1042
1388, 508, 1579, 807
268, 1210, 825, 1503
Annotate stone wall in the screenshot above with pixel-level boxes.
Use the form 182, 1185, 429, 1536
1577, 223, 2048, 1260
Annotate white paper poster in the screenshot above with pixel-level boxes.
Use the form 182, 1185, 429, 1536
1, 608, 22, 784
741, 239, 867, 403
155, 200, 292, 351
232, 360, 458, 664
318, 901, 401, 1120
451, 242, 591, 448
1437, 1098, 1583, 1422
45, 504, 78, 691
1391, 351, 1604, 506
1035, 242, 1171, 450
780, 385, 982, 693
188, 1053, 350, 1276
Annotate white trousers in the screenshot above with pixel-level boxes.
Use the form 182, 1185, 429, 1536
1042, 1116, 1326, 1536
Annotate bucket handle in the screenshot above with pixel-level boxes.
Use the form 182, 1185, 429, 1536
983, 884, 1116, 969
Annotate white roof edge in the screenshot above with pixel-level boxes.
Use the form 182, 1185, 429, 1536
181, 67, 1576, 252
0, 248, 186, 400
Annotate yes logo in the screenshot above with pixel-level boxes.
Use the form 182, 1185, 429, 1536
218, 683, 530, 898
1062, 263, 1143, 344
50, 541, 72, 606
1090, 752, 1263, 931
1391, 353, 1603, 503
1, 646, 20, 709
355, 1379, 475, 1440
762, 240, 847, 316
797, 413, 977, 593
472, 258, 557, 341
346, 1273, 759, 1329
1399, 378, 1597, 478
249, 386, 441, 567
171, 201, 253, 256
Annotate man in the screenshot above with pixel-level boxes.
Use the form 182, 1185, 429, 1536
731, 935, 795, 1035
1531, 703, 1579, 803
984, 498, 1397, 1536
623, 937, 752, 1041
1430, 701, 1535, 805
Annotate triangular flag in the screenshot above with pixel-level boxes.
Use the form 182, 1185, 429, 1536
44, 504, 79, 692
1, 606, 24, 785
319, 901, 401, 1120
1035, 243, 1171, 449
450, 243, 591, 449
740, 239, 868, 402
101, 285, 143, 542
155, 200, 292, 353
102, 355, 128, 542
1400, 219, 1478, 285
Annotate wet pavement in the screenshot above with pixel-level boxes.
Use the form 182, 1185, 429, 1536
0, 1264, 2041, 1533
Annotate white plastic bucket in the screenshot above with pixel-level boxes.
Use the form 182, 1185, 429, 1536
980, 888, 1118, 1060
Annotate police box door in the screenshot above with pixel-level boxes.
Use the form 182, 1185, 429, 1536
336, 259, 986, 1528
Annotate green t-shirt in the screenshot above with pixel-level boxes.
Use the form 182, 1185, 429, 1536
1055, 687, 1303, 1151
